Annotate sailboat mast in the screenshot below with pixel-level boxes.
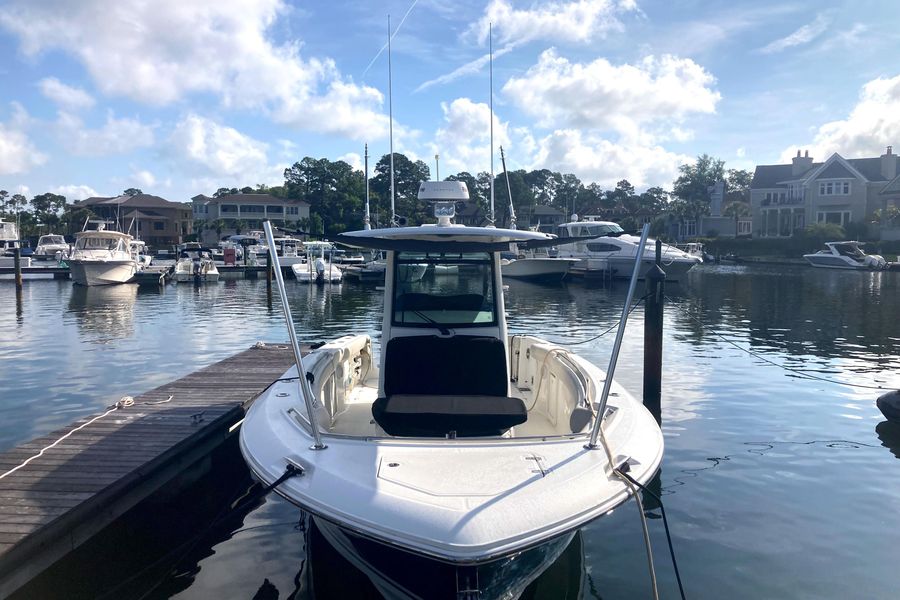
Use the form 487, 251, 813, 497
500, 146, 516, 230
388, 15, 396, 226
364, 143, 371, 230
489, 22, 495, 225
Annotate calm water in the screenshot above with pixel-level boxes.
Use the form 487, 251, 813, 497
2, 265, 900, 599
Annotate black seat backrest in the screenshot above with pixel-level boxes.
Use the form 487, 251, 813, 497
383, 335, 508, 398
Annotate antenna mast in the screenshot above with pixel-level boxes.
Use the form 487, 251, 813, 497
488, 22, 495, 226
388, 15, 396, 226
364, 144, 371, 230
500, 146, 516, 230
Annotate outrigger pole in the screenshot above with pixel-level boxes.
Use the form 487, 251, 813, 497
488, 22, 495, 226
587, 223, 651, 449
500, 146, 516, 230
364, 144, 371, 230
263, 220, 326, 450
388, 15, 396, 226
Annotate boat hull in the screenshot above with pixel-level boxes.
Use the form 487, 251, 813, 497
570, 256, 698, 281
313, 516, 578, 600
501, 258, 574, 282
68, 260, 137, 286
803, 255, 880, 270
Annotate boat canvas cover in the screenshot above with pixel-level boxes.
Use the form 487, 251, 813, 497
336, 225, 553, 252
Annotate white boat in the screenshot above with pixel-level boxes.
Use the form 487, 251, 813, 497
240, 182, 663, 595
68, 228, 138, 286
269, 236, 306, 267
34, 234, 70, 261
291, 241, 342, 284
803, 241, 887, 270
130, 240, 153, 269
556, 218, 700, 281
174, 242, 220, 282
500, 245, 575, 283
0, 219, 30, 268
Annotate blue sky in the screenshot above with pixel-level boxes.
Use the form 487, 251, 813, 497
1, 0, 899, 203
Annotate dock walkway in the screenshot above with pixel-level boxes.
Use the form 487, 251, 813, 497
0, 343, 296, 596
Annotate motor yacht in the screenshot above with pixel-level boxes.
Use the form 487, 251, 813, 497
0, 219, 30, 268
803, 241, 887, 270
240, 182, 663, 597
269, 236, 306, 267
34, 234, 70, 261
68, 227, 139, 286
556, 218, 700, 281
292, 241, 343, 284
174, 242, 220, 282
500, 245, 576, 283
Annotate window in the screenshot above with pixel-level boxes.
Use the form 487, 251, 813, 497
586, 242, 621, 253
819, 181, 851, 196
267, 205, 284, 214
392, 252, 496, 328
220, 204, 238, 214
154, 222, 165, 231
240, 205, 265, 214
737, 219, 752, 235
286, 206, 299, 215
817, 211, 851, 225
681, 219, 697, 237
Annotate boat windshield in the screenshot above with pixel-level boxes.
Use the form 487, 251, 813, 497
40, 235, 65, 245
559, 222, 623, 238
392, 251, 497, 328
75, 237, 122, 251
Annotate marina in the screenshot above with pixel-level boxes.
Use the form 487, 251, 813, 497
1, 255, 899, 598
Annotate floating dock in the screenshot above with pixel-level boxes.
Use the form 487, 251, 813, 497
0, 343, 296, 596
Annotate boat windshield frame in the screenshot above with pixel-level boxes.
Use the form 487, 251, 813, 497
391, 251, 498, 329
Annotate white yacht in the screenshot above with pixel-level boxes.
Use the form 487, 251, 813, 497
803, 241, 887, 270
240, 182, 663, 596
291, 241, 342, 284
500, 245, 576, 283
556, 218, 700, 281
34, 234, 70, 261
0, 219, 30, 268
68, 228, 138, 286
174, 242, 220, 282
269, 236, 306, 267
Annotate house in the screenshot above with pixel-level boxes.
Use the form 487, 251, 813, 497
750, 147, 900, 238
70, 194, 192, 246
517, 205, 566, 234
680, 180, 752, 239
191, 194, 311, 244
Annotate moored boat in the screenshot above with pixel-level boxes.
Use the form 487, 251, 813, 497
174, 242, 220, 282
803, 241, 887, 270
292, 241, 343, 284
68, 228, 139, 286
240, 182, 663, 596
34, 234, 70, 261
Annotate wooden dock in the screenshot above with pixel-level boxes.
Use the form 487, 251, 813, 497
0, 343, 296, 596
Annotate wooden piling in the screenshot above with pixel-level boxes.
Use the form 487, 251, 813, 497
643, 239, 665, 424
13, 248, 23, 289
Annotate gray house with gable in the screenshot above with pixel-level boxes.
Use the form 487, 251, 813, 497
750, 147, 900, 238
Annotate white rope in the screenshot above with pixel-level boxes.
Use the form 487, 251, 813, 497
0, 396, 133, 480
598, 427, 660, 600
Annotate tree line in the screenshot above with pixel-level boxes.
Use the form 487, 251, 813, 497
1, 153, 752, 240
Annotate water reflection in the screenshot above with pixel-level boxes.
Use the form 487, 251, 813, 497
66, 284, 139, 343
875, 421, 900, 460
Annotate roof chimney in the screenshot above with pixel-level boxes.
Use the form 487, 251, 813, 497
882, 145, 897, 180
804, 150, 809, 158
792, 149, 813, 176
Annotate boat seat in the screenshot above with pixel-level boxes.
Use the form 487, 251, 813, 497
376, 335, 514, 437
372, 394, 527, 437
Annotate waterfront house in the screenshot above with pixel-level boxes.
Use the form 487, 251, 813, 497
71, 194, 192, 247
191, 193, 310, 244
750, 147, 900, 238
518, 205, 566, 234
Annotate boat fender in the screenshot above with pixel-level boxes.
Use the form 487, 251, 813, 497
306, 371, 315, 386
876, 390, 900, 424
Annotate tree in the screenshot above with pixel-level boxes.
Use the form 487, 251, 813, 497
123, 188, 142, 196
240, 186, 254, 194
671, 154, 726, 219
232, 219, 246, 234
723, 200, 750, 235
210, 219, 227, 239
725, 169, 752, 204
5, 194, 27, 230
31, 193, 68, 230
214, 187, 237, 198
370, 153, 430, 225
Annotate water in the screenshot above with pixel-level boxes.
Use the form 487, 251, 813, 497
2, 265, 900, 599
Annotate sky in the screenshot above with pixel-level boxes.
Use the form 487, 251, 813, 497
1, 0, 899, 203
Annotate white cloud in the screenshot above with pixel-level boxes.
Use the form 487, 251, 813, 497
131, 168, 157, 188
780, 74, 900, 162
416, 44, 515, 92
337, 152, 363, 171
503, 50, 720, 137
39, 78, 94, 110
0, 0, 387, 139
758, 13, 831, 54
167, 114, 283, 189
51, 184, 99, 200
466, 0, 635, 47
54, 111, 155, 157
429, 98, 511, 176
528, 129, 691, 189
0, 103, 47, 175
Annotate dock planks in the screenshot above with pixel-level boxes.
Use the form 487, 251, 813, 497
0, 343, 296, 596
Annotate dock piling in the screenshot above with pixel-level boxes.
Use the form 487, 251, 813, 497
13, 248, 23, 288
643, 239, 665, 424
